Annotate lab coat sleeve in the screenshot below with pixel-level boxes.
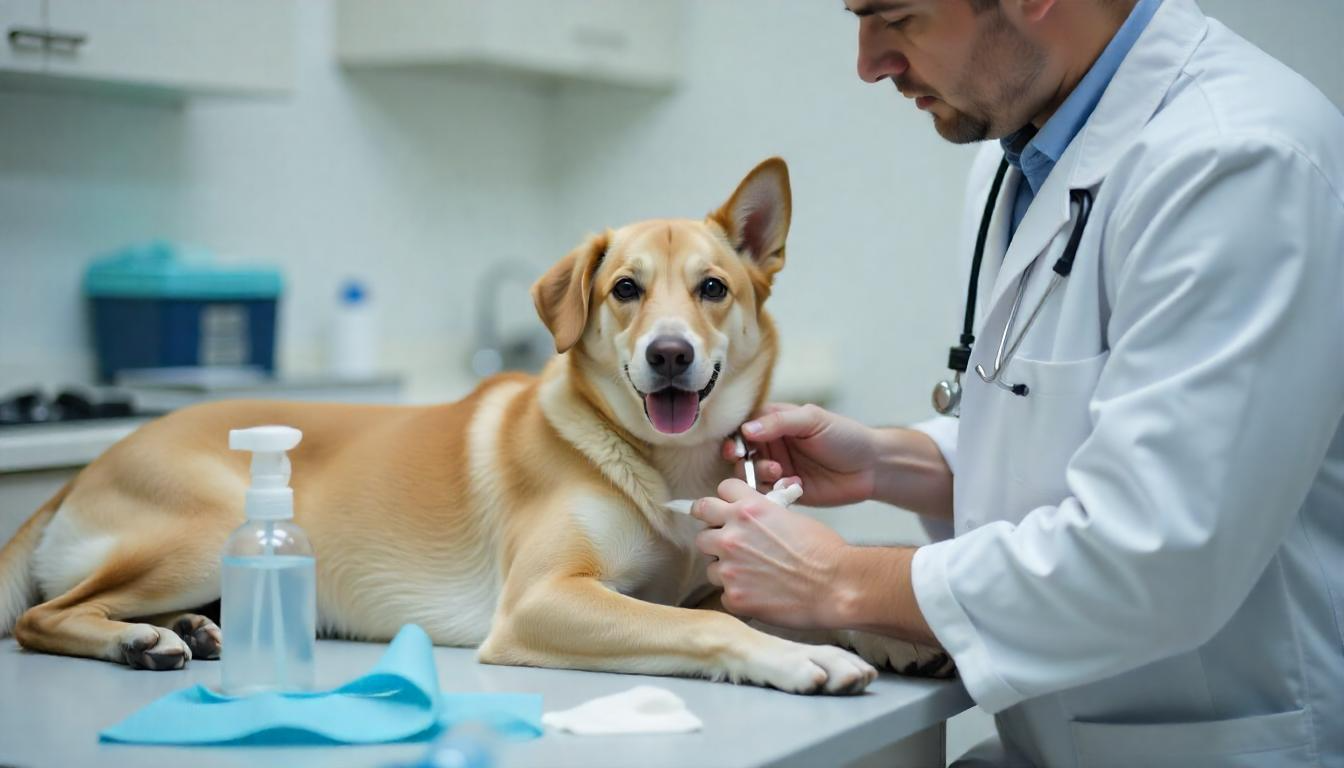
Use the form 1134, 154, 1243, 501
909, 416, 959, 543
910, 415, 959, 476
911, 138, 1344, 714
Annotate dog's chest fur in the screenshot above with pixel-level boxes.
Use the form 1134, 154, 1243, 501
570, 443, 725, 607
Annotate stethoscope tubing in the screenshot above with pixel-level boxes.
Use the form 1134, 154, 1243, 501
933, 156, 1095, 413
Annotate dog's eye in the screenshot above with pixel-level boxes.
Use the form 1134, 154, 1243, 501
699, 278, 728, 301
612, 278, 642, 302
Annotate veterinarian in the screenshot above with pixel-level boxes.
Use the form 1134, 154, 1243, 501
692, 0, 1344, 765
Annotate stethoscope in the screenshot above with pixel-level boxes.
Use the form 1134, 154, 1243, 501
932, 157, 1095, 416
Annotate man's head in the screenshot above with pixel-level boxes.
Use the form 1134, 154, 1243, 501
845, 0, 1136, 143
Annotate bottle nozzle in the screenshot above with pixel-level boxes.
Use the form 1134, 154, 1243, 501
230, 426, 303, 521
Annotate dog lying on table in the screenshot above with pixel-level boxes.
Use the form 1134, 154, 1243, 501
0, 158, 952, 693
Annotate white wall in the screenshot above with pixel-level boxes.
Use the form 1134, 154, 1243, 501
0, 0, 557, 388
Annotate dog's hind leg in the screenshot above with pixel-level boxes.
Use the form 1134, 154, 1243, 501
16, 537, 223, 669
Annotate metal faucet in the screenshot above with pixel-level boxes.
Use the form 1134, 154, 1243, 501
470, 261, 554, 379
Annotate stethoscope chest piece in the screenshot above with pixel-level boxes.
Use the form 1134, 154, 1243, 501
932, 374, 962, 416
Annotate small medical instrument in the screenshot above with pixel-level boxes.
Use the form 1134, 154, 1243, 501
932, 157, 1095, 416
733, 432, 757, 491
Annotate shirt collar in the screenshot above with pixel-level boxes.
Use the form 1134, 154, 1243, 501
1000, 0, 1163, 194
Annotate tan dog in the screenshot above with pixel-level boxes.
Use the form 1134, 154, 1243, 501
0, 158, 950, 694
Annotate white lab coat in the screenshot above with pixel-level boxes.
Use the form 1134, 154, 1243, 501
910, 1, 1344, 766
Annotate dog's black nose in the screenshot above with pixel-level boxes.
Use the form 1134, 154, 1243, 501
646, 336, 694, 379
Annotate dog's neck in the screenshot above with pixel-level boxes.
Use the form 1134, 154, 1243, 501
647, 443, 730, 501
538, 355, 736, 542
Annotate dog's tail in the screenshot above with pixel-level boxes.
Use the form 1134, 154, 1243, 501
0, 481, 69, 637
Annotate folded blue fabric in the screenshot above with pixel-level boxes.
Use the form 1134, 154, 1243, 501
100, 624, 542, 746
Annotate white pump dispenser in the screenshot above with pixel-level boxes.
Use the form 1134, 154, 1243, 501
230, 426, 301, 521
220, 425, 316, 695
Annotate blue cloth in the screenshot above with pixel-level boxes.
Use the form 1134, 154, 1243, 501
99, 625, 542, 746
1001, 0, 1162, 239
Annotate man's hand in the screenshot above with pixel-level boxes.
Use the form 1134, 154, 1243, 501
722, 403, 879, 508
692, 478, 851, 629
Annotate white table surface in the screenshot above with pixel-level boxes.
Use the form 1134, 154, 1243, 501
0, 637, 972, 768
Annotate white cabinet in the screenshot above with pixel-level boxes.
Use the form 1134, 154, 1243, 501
337, 0, 682, 89
0, 0, 295, 96
0, 0, 44, 74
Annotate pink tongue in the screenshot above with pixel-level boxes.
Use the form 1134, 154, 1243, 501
645, 389, 700, 434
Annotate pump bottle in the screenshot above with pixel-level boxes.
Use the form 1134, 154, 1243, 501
221, 425, 316, 695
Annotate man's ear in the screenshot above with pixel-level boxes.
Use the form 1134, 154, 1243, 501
531, 231, 609, 354
708, 157, 792, 281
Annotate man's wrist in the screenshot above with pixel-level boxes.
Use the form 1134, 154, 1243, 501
821, 544, 940, 647
822, 544, 864, 629
871, 427, 954, 519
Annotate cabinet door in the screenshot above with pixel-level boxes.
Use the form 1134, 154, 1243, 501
0, 0, 46, 74
42, 0, 293, 94
336, 0, 681, 89
485, 0, 680, 87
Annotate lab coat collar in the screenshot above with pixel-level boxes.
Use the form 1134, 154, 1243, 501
983, 0, 1209, 315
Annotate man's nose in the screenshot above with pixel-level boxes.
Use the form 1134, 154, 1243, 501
646, 336, 694, 379
856, 22, 909, 83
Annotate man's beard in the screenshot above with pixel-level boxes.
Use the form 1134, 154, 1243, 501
921, 14, 1047, 144
932, 107, 994, 144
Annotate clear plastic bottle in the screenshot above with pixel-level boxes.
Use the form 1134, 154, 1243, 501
221, 426, 317, 696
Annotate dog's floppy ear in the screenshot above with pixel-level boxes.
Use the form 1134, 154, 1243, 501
531, 231, 609, 354
709, 157, 792, 281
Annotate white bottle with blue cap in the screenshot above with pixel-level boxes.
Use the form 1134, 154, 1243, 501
221, 426, 317, 695
329, 278, 378, 379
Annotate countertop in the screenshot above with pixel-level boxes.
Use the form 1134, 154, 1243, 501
0, 637, 972, 768
0, 417, 152, 472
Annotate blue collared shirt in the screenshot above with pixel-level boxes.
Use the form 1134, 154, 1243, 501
1002, 0, 1162, 240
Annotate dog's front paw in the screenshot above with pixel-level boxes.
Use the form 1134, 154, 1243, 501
120, 625, 192, 670
743, 640, 877, 695
840, 630, 956, 678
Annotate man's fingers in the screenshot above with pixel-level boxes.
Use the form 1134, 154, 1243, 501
717, 478, 763, 503
695, 527, 725, 559
721, 438, 741, 462
706, 559, 724, 587
740, 404, 824, 443
691, 496, 732, 526
756, 460, 783, 483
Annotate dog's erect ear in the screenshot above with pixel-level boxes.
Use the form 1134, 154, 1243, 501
532, 231, 610, 354
709, 157, 792, 280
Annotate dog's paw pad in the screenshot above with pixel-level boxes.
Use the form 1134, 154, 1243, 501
122, 625, 192, 670
172, 614, 222, 660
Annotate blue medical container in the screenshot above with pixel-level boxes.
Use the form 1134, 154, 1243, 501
84, 242, 284, 382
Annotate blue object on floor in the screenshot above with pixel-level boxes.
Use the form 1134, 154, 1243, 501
99, 624, 543, 746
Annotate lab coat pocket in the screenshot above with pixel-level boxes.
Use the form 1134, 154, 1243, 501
999, 350, 1109, 510
1070, 709, 1314, 768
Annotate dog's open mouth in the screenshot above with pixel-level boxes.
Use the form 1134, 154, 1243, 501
635, 363, 720, 435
